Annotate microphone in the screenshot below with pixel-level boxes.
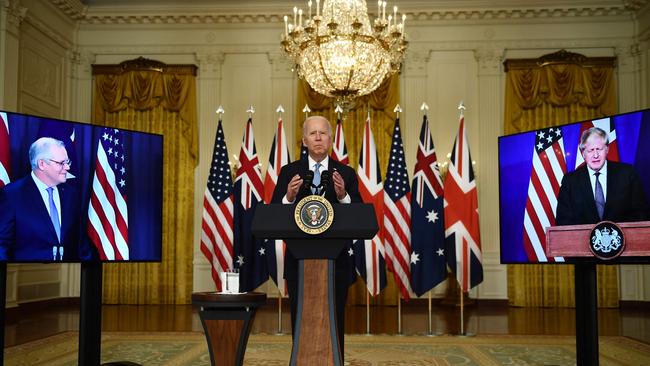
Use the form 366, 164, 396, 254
303, 170, 314, 193
319, 170, 331, 195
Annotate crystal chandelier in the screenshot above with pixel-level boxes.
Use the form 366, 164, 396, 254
281, 0, 408, 104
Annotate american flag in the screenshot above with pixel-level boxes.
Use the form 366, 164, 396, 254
354, 116, 387, 296
263, 117, 290, 296
0, 112, 10, 187
444, 110, 482, 292
332, 116, 349, 165
522, 126, 567, 262
574, 118, 619, 168
87, 128, 129, 260
200, 119, 234, 291
410, 115, 447, 296
233, 118, 268, 292
383, 118, 413, 300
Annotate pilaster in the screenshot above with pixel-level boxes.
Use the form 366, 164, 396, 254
401, 49, 431, 168
65, 48, 94, 122
0, 0, 27, 110
267, 52, 296, 147
193, 51, 225, 292
474, 46, 507, 299
615, 43, 642, 113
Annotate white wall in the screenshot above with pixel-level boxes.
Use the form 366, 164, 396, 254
1, 0, 649, 304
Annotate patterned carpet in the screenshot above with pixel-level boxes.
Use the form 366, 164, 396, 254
5, 332, 650, 366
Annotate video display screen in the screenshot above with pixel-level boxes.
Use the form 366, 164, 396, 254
499, 109, 650, 264
0, 110, 163, 262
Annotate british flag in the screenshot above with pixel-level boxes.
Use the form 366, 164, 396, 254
383, 118, 413, 300
332, 116, 349, 165
574, 118, 619, 168
444, 110, 482, 292
0, 112, 10, 187
263, 117, 290, 296
410, 115, 447, 296
200, 119, 234, 291
522, 126, 567, 262
233, 118, 268, 292
354, 116, 387, 296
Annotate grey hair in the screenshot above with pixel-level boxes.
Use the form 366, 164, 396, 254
29, 137, 65, 170
579, 127, 609, 153
302, 116, 332, 138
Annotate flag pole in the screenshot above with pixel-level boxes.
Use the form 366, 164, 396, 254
460, 288, 465, 335
277, 291, 283, 334
366, 291, 371, 335
427, 291, 432, 336
397, 295, 402, 335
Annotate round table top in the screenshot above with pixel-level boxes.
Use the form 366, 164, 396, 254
191, 291, 267, 308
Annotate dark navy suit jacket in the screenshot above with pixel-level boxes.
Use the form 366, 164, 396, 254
556, 161, 650, 226
0, 175, 82, 261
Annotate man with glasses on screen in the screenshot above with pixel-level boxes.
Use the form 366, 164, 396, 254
556, 127, 650, 226
0, 137, 81, 261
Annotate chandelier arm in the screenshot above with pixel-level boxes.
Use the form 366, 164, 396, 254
315, 36, 338, 97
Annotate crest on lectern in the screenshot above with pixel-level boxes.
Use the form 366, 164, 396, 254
589, 221, 625, 260
294, 195, 334, 235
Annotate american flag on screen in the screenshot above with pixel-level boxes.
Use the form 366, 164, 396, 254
0, 112, 10, 187
332, 116, 349, 165
410, 115, 447, 296
87, 128, 129, 260
383, 118, 413, 300
354, 116, 387, 296
263, 117, 290, 296
574, 118, 619, 168
233, 118, 268, 292
522, 126, 567, 262
200, 119, 234, 291
444, 110, 482, 292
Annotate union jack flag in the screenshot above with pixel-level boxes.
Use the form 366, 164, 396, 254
523, 127, 567, 262
200, 119, 234, 291
233, 118, 268, 292
410, 115, 447, 296
444, 109, 482, 292
0, 112, 10, 187
87, 128, 129, 260
383, 118, 413, 300
263, 117, 290, 296
332, 116, 349, 165
354, 116, 387, 296
574, 118, 619, 168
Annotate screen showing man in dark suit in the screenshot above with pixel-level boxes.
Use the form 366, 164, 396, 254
0, 137, 81, 261
271, 115, 361, 358
556, 127, 650, 226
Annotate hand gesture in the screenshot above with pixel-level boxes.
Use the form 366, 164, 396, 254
286, 174, 303, 202
333, 170, 346, 200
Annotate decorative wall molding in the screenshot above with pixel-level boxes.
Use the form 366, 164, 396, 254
2, 0, 28, 33
45, 2, 641, 26
49, 0, 85, 20
23, 13, 74, 49
475, 47, 504, 76
195, 52, 225, 77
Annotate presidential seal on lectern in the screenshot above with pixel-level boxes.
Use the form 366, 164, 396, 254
294, 194, 334, 235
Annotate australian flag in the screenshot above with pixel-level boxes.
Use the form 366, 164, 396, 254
233, 118, 268, 292
410, 115, 447, 296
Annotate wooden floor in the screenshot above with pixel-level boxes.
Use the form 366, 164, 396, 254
5, 299, 650, 347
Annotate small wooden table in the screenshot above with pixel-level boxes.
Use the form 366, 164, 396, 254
192, 292, 267, 366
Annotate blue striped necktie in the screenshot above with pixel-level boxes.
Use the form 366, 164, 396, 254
47, 187, 61, 242
594, 172, 605, 219
312, 162, 321, 194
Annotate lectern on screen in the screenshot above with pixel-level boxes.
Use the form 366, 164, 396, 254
498, 108, 650, 264
0, 110, 163, 262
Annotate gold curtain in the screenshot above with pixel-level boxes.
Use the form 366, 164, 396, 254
297, 75, 401, 305
504, 50, 619, 307
92, 58, 198, 304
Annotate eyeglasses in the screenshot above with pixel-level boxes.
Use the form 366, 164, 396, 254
48, 159, 72, 168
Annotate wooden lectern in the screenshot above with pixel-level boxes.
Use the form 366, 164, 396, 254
546, 220, 650, 366
252, 203, 378, 366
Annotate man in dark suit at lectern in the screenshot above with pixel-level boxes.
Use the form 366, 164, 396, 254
556, 127, 650, 226
271, 115, 361, 358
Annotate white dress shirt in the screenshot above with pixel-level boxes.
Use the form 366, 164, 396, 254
31, 171, 62, 224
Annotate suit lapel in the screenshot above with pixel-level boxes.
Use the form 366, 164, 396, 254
25, 178, 60, 242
